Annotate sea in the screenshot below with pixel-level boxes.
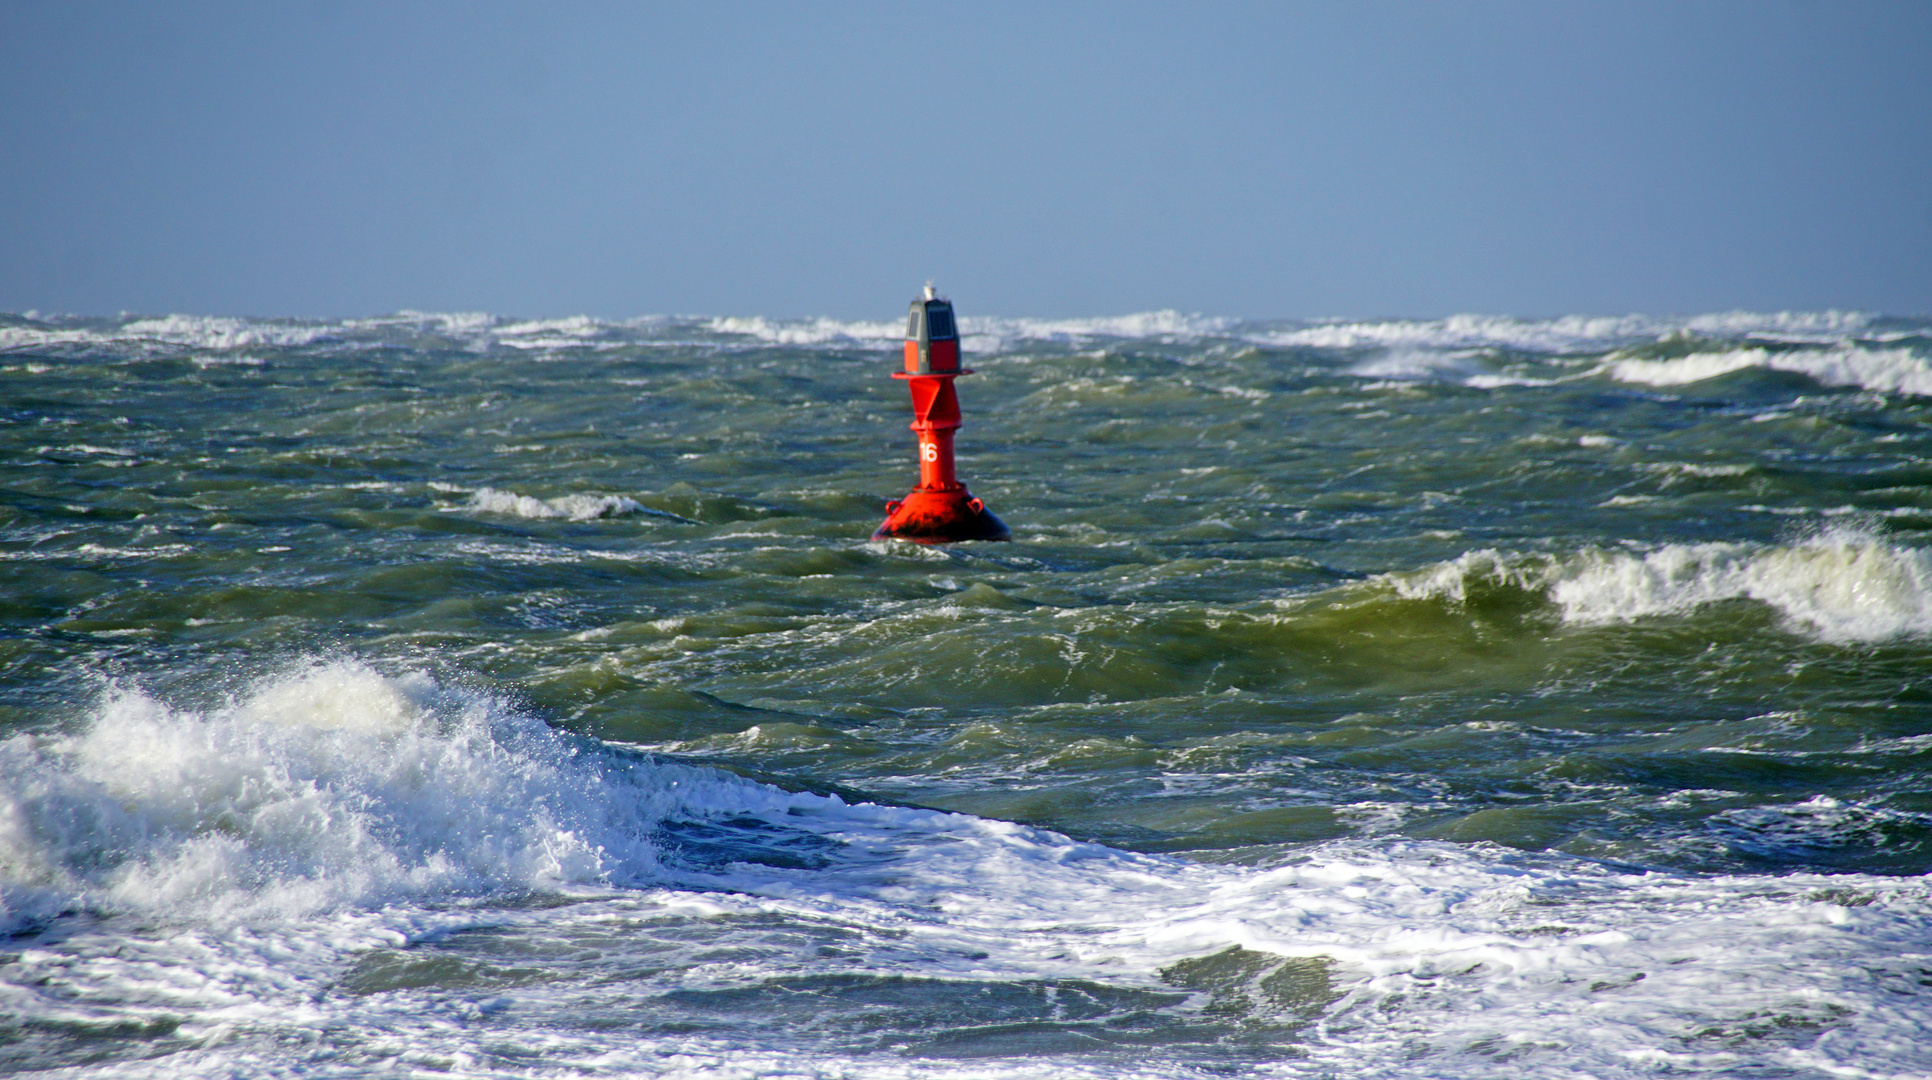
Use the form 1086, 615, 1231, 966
3, 305, 1931, 1078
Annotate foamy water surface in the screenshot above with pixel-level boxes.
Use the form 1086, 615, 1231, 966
4, 307, 1932, 1077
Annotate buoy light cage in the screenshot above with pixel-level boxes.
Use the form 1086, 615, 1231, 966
903, 282, 959, 374
871, 285, 1011, 543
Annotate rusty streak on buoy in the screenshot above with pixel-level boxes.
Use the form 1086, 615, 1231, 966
872, 286, 1010, 544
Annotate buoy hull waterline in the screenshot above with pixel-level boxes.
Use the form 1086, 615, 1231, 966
872, 288, 1010, 544
873, 488, 1010, 543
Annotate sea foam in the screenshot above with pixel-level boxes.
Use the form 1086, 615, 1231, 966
6, 662, 1932, 1077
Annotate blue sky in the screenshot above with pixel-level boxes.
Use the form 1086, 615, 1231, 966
2, 1, 1926, 320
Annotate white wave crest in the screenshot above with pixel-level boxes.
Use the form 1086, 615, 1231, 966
1253, 310, 1881, 355
5, 658, 1932, 1075
1345, 348, 1489, 381
968, 310, 1232, 348
488, 314, 616, 350
3, 308, 1906, 368
466, 486, 647, 521
703, 310, 1231, 352
0, 661, 792, 925
1603, 344, 1932, 398
486, 314, 679, 351
493, 315, 604, 338
707, 315, 902, 347
0, 314, 336, 352
1389, 530, 1932, 642
1680, 308, 1877, 341
118, 315, 334, 349
1551, 534, 1932, 640
357, 310, 499, 335
1265, 313, 1666, 353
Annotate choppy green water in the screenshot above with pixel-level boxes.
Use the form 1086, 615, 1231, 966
4, 308, 1932, 1077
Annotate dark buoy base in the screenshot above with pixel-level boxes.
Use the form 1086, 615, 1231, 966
872, 489, 1010, 544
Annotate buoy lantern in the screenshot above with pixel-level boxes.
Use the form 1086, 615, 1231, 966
872, 286, 1011, 543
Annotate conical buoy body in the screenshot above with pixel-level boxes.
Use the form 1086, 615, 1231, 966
873, 287, 1010, 544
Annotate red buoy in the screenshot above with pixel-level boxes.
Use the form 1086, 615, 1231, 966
872, 286, 1010, 543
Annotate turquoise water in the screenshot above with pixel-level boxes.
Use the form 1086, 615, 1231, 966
3, 307, 1931, 1077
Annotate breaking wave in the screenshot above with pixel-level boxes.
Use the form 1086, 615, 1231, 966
1601, 343, 1932, 398
0, 314, 337, 352
0, 661, 780, 928
706, 314, 902, 346
6, 659, 1932, 1078
1385, 528, 1932, 642
464, 486, 650, 521
1250, 310, 1878, 354
2, 306, 1909, 362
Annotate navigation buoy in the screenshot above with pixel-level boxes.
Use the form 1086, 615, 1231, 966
872, 286, 1010, 543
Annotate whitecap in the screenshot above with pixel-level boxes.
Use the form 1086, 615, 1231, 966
1385, 529, 1932, 643
1602, 343, 1932, 398
6, 663, 1932, 1075
1245, 310, 1888, 359
0, 314, 334, 352
706, 315, 902, 347
0, 663, 622, 924
360, 310, 499, 335
1548, 532, 1932, 641
0, 661, 801, 928
488, 314, 635, 351
1254, 312, 1667, 353
966, 310, 1232, 351
1681, 308, 1876, 342
464, 485, 649, 521
118, 315, 332, 349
